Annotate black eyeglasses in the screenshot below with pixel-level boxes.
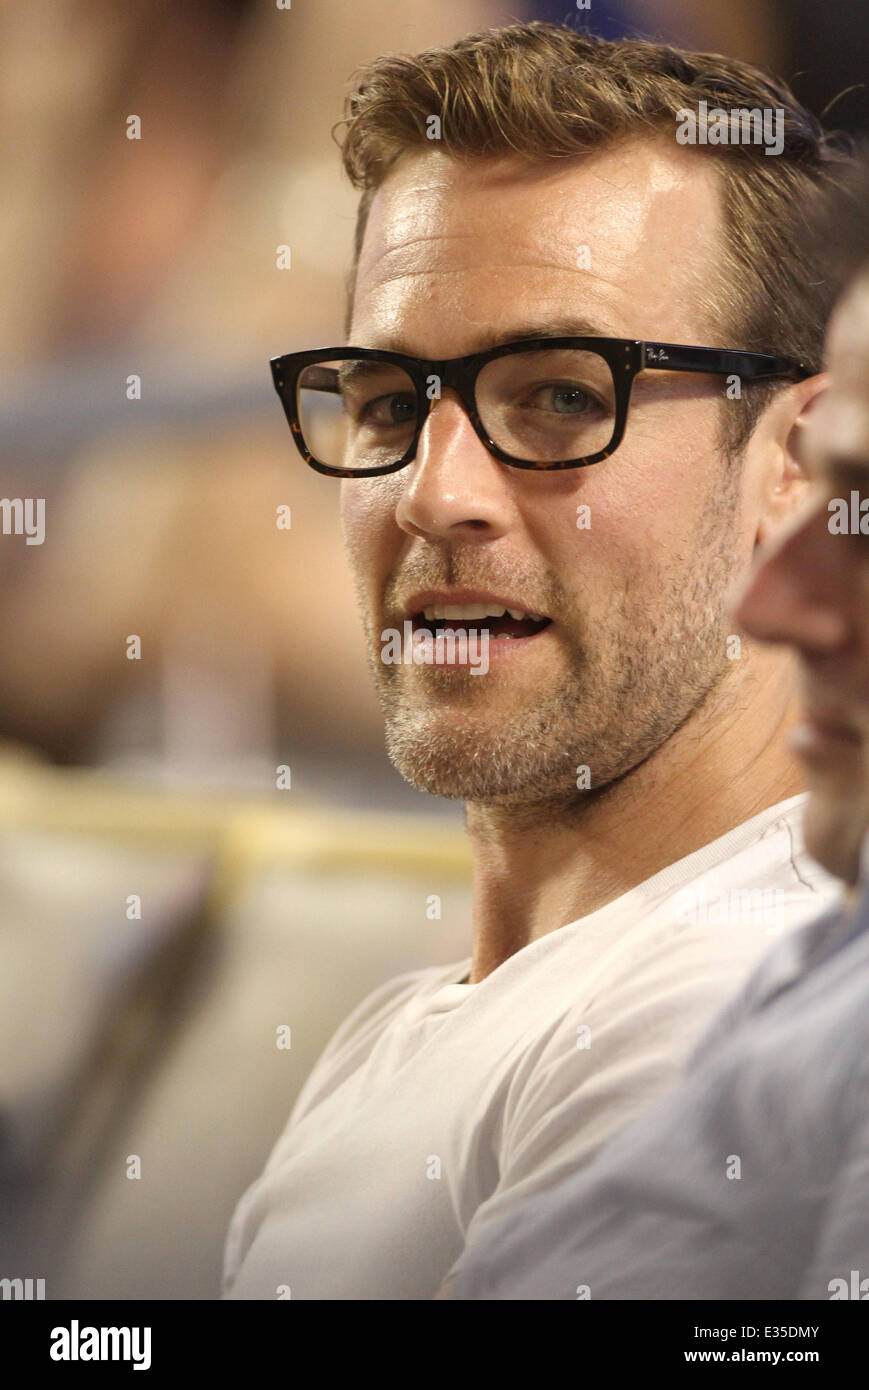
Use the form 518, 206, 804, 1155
270, 337, 811, 477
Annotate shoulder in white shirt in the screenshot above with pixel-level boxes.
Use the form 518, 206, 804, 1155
221, 794, 842, 1300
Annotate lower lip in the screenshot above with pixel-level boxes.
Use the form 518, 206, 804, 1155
480, 625, 553, 662
788, 720, 862, 759
406, 622, 554, 666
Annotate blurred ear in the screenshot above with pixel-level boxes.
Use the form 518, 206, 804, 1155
755, 373, 828, 547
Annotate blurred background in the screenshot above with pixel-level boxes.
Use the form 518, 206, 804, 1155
0, 0, 867, 1300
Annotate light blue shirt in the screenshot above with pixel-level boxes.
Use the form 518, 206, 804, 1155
450, 869, 869, 1300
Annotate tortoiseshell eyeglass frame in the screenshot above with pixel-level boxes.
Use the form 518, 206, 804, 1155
270, 336, 812, 478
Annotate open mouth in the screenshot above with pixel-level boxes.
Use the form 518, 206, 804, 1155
411, 604, 552, 641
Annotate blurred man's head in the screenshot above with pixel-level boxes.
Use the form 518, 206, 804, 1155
333, 23, 856, 808
736, 234, 869, 884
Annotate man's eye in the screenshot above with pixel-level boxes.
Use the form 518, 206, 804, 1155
523, 382, 599, 415
356, 392, 416, 426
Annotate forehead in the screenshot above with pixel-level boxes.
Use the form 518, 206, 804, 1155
352, 136, 726, 351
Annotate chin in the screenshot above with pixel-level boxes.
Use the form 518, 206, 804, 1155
802, 788, 869, 887
382, 708, 591, 805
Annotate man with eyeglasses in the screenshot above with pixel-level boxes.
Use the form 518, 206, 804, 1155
221, 24, 853, 1300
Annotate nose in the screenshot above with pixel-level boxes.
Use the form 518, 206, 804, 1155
394, 389, 516, 543
733, 494, 852, 652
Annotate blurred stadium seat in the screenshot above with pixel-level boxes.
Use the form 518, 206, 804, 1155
0, 749, 471, 1298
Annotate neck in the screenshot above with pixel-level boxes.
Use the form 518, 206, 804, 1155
465, 649, 804, 982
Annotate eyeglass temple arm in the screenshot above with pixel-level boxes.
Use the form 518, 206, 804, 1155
641, 342, 810, 381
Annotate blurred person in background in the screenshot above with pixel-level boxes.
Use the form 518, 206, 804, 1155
446, 156, 869, 1300
221, 22, 856, 1301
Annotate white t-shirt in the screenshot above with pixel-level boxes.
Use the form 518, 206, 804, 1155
221, 794, 842, 1300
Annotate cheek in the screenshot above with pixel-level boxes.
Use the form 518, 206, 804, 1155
530, 410, 742, 605
616, 405, 746, 552
539, 461, 720, 574
340, 480, 402, 595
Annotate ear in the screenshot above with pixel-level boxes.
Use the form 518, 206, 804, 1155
754, 373, 828, 547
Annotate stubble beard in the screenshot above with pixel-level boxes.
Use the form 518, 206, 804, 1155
362, 467, 744, 809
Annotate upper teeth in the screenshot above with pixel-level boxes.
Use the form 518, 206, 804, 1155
421, 604, 543, 621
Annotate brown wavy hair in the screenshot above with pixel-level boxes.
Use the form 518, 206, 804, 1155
335, 21, 858, 454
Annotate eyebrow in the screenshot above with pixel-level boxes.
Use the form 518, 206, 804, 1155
335, 359, 411, 390
361, 315, 620, 356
